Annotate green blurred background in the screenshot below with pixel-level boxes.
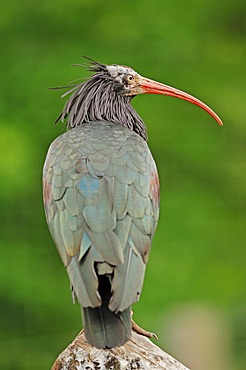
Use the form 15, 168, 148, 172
0, 0, 245, 369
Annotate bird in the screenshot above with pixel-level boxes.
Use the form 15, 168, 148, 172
43, 57, 223, 349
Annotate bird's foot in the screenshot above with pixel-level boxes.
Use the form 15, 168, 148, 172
131, 319, 158, 340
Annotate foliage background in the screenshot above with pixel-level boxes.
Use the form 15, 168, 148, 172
0, 0, 245, 369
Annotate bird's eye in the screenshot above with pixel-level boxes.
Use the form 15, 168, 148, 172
127, 75, 134, 82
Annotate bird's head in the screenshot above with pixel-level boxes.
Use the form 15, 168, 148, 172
95, 61, 223, 126
54, 57, 222, 137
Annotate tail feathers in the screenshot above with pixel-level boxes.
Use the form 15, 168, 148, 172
82, 275, 131, 349
83, 305, 131, 349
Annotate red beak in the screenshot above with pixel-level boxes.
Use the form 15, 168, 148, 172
139, 77, 223, 126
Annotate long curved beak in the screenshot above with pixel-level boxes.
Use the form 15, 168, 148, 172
138, 77, 223, 126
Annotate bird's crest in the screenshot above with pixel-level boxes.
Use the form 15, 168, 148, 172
71, 56, 108, 75
49, 57, 147, 140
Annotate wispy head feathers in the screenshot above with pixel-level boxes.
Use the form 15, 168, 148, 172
51, 57, 147, 141
83, 56, 108, 74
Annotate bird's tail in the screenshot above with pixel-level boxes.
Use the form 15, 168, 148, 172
82, 275, 131, 349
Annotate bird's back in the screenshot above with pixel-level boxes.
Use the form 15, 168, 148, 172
43, 121, 159, 348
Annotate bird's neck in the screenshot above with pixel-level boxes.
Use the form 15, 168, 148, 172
58, 76, 147, 141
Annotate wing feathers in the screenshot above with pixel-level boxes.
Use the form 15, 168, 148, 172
109, 240, 146, 313
66, 250, 101, 307
43, 122, 160, 320
86, 228, 124, 265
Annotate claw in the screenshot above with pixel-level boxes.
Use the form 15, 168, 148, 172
131, 319, 158, 340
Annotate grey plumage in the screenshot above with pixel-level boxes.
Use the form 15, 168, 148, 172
54, 60, 147, 140
43, 60, 160, 349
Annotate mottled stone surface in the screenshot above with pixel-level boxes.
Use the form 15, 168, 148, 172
52, 330, 190, 370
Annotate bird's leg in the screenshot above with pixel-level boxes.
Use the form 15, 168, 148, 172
131, 320, 158, 340
131, 311, 158, 340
